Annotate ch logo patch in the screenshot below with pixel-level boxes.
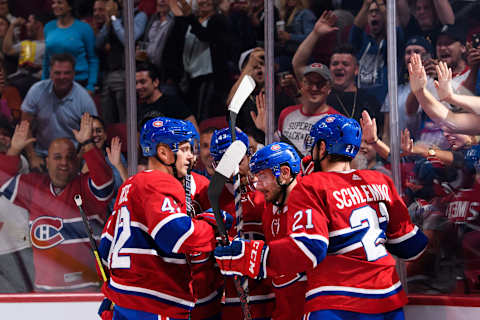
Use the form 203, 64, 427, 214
30, 216, 64, 249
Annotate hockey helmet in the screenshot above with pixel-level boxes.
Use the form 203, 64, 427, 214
304, 114, 362, 158
140, 117, 197, 157
210, 127, 249, 161
250, 142, 300, 178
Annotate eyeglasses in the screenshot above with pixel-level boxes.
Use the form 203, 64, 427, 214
92, 127, 104, 134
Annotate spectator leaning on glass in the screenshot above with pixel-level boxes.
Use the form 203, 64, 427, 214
21, 53, 98, 173
0, 115, 113, 292
43, 0, 99, 93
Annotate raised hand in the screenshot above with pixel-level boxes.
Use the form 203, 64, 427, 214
313, 10, 338, 36
251, 90, 266, 133
359, 110, 378, 144
408, 53, 427, 93
466, 42, 480, 70
72, 113, 93, 144
434, 61, 453, 101
400, 128, 413, 156
106, 136, 122, 167
8, 120, 36, 156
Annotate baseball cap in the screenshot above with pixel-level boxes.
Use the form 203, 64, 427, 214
438, 24, 467, 44
303, 63, 332, 82
405, 36, 433, 54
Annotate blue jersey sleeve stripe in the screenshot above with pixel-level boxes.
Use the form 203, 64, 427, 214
108, 278, 195, 310
88, 177, 114, 201
151, 214, 192, 254
386, 228, 428, 260
290, 233, 328, 268
306, 281, 403, 301
328, 228, 367, 253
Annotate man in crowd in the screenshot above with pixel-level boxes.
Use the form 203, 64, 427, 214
292, 11, 382, 134
136, 63, 198, 132
20, 53, 98, 172
0, 114, 114, 292
277, 62, 340, 158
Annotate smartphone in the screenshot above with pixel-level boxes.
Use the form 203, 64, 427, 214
472, 33, 480, 49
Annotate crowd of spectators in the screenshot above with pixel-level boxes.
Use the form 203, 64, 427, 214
0, 0, 480, 300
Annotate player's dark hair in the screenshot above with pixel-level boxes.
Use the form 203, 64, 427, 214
327, 153, 354, 163
50, 53, 76, 68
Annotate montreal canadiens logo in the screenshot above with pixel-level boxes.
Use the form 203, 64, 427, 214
30, 216, 64, 249
152, 120, 163, 127
325, 116, 335, 123
270, 144, 281, 151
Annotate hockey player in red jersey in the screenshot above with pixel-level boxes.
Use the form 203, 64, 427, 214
215, 114, 429, 319
249, 142, 307, 320
210, 127, 275, 320
98, 117, 233, 320
0, 115, 114, 291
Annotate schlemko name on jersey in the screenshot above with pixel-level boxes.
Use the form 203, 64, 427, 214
332, 184, 391, 210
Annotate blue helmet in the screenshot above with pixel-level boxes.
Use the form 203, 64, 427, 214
184, 120, 200, 154
465, 144, 480, 173
304, 114, 362, 158
210, 127, 249, 161
250, 142, 300, 178
140, 117, 197, 157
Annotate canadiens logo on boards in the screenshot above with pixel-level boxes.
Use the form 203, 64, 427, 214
152, 120, 164, 127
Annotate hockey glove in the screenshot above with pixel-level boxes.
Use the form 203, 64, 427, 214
300, 155, 314, 176
98, 298, 114, 320
195, 209, 234, 233
214, 239, 268, 279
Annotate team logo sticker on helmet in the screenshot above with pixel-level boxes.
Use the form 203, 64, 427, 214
270, 144, 281, 151
152, 120, 163, 127
325, 116, 335, 123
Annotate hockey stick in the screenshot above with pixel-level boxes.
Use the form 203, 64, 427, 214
208, 140, 247, 245
228, 74, 256, 309
74, 194, 108, 283
228, 74, 256, 141
207, 140, 251, 320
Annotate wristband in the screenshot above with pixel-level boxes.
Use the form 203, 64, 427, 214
79, 138, 94, 147
367, 137, 379, 145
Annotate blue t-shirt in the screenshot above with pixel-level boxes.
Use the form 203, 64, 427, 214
43, 19, 99, 91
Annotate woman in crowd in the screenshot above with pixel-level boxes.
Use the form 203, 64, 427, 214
43, 0, 99, 93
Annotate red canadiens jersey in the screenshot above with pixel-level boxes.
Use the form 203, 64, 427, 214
444, 183, 480, 226
263, 202, 307, 320
0, 149, 113, 291
267, 170, 428, 314
99, 170, 217, 319
219, 182, 274, 320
